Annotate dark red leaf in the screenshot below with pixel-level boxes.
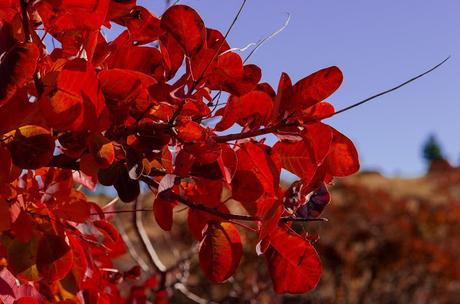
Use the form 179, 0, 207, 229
8, 125, 54, 170
265, 225, 322, 294
7, 237, 40, 282
0, 88, 42, 135
231, 170, 264, 203
11, 211, 34, 243
153, 191, 177, 231
199, 222, 242, 283
0, 146, 20, 184
0, 42, 39, 103
36, 234, 73, 281
160, 5, 206, 56
0, 198, 11, 232
325, 127, 360, 177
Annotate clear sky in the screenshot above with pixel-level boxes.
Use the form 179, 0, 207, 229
143, 0, 460, 176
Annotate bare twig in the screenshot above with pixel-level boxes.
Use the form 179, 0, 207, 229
174, 282, 215, 304
114, 212, 150, 272
243, 13, 291, 64
332, 56, 450, 116
212, 57, 450, 143
188, 0, 248, 93
133, 199, 167, 273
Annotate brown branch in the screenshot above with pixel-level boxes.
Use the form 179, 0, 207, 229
114, 212, 150, 272
212, 124, 282, 143
140, 175, 326, 224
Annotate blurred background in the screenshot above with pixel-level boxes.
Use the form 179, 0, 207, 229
98, 1, 460, 303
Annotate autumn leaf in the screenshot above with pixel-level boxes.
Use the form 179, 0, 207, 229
8, 125, 55, 170
0, 42, 39, 103
265, 225, 322, 294
160, 5, 206, 56
199, 222, 242, 283
36, 234, 73, 281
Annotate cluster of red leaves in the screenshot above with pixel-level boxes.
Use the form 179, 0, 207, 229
0, 0, 359, 302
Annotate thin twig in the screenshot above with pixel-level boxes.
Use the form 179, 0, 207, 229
189, 0, 248, 93
133, 199, 167, 272
212, 57, 450, 143
332, 56, 450, 116
174, 282, 215, 304
114, 213, 150, 272
243, 13, 291, 64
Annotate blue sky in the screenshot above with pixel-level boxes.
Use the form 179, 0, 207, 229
144, 1, 460, 176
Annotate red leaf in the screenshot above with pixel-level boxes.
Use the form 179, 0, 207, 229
36, 234, 73, 281
153, 192, 177, 231
0, 267, 42, 304
88, 133, 115, 169
273, 72, 293, 120
51, 189, 90, 223
107, 44, 164, 79
0, 42, 39, 103
187, 206, 229, 241
199, 222, 242, 283
106, 0, 136, 21
273, 123, 332, 180
67, 234, 89, 288
99, 69, 157, 102
160, 32, 185, 80
231, 170, 264, 203
7, 237, 40, 282
236, 143, 279, 195
40, 59, 106, 131
121, 6, 161, 45
292, 66, 342, 109
276, 67, 342, 118
215, 90, 273, 131
206, 28, 230, 52
175, 120, 205, 142
0, 88, 42, 135
0, 146, 20, 184
233, 143, 280, 218
34, 0, 110, 32
8, 125, 55, 169
0, 198, 11, 232
265, 225, 322, 294
14, 297, 40, 304
182, 177, 223, 208
154, 289, 170, 304
11, 211, 34, 243
93, 220, 126, 256
325, 127, 360, 176
217, 145, 237, 184
160, 5, 206, 56
209, 62, 262, 96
